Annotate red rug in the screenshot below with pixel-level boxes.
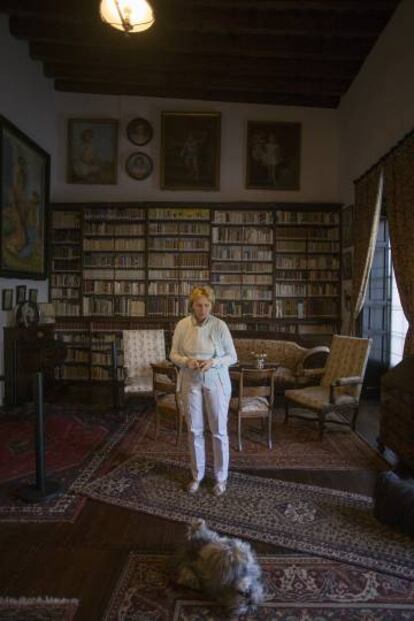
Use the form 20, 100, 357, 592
104, 553, 414, 620
0, 404, 140, 523
119, 407, 388, 471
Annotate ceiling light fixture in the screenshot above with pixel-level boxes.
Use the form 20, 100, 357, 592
100, 0, 155, 34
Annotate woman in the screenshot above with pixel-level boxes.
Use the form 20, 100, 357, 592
170, 286, 237, 496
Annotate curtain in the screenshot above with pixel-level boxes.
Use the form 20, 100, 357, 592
349, 167, 383, 335
384, 134, 414, 356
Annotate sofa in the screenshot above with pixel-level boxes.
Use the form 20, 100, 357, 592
233, 338, 330, 391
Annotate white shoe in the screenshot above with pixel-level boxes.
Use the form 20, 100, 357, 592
213, 482, 226, 497
187, 480, 200, 494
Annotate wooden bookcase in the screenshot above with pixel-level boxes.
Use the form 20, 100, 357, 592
50, 202, 341, 383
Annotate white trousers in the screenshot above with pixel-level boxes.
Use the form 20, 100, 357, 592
180, 368, 231, 484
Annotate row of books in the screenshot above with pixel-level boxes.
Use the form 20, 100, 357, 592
211, 274, 273, 284
83, 281, 146, 295
83, 239, 145, 251
149, 239, 209, 251
84, 223, 145, 236
148, 207, 210, 221
276, 211, 339, 225
148, 222, 210, 235
212, 227, 273, 244
212, 247, 273, 261
275, 226, 339, 240
213, 211, 273, 224
84, 207, 145, 221
82, 297, 146, 316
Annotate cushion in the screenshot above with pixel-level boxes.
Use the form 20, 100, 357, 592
285, 386, 355, 411
230, 396, 269, 413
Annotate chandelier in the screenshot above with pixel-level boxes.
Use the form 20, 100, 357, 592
100, 0, 155, 34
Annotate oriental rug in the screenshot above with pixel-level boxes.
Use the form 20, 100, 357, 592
0, 404, 141, 523
104, 553, 414, 620
119, 407, 387, 471
0, 596, 78, 620
82, 456, 414, 580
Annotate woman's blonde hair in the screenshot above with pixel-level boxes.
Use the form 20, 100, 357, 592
188, 285, 215, 311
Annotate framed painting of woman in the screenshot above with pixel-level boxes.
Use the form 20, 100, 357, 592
0, 115, 50, 279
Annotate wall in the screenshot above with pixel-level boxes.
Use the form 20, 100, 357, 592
0, 15, 55, 399
338, 0, 414, 204
53, 93, 339, 204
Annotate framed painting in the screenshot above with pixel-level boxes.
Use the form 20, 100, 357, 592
342, 204, 354, 248
0, 115, 50, 279
2, 289, 13, 311
67, 118, 118, 184
16, 284, 26, 304
246, 121, 301, 190
126, 152, 153, 180
161, 112, 221, 190
126, 117, 153, 146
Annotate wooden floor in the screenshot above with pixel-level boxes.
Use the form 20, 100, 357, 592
0, 396, 389, 620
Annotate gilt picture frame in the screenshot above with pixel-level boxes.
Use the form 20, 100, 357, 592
161, 111, 221, 190
67, 118, 118, 185
246, 121, 301, 190
0, 115, 50, 279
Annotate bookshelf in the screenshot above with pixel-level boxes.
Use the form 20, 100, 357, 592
50, 202, 341, 381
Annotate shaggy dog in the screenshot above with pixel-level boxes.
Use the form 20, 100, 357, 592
173, 518, 265, 614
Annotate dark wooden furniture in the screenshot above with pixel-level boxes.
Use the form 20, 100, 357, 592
151, 363, 183, 445
230, 368, 276, 451
379, 355, 414, 470
3, 327, 66, 406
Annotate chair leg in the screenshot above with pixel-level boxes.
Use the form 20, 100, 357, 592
176, 412, 184, 446
238, 413, 242, 452
351, 405, 359, 431
284, 399, 289, 424
155, 407, 160, 440
268, 411, 272, 450
318, 412, 325, 440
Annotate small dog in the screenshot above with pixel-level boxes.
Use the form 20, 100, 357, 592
173, 518, 265, 614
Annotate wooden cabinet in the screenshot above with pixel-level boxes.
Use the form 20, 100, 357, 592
3, 327, 66, 405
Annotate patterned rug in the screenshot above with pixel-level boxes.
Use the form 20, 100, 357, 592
82, 456, 414, 580
0, 596, 78, 620
104, 553, 414, 620
0, 404, 142, 523
120, 407, 387, 471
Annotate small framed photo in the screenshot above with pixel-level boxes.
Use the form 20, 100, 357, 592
126, 118, 153, 146
342, 204, 354, 248
2, 289, 13, 311
67, 118, 118, 184
125, 152, 153, 180
246, 121, 301, 190
16, 284, 26, 304
29, 288, 38, 303
161, 111, 221, 190
342, 250, 353, 281
0, 114, 50, 279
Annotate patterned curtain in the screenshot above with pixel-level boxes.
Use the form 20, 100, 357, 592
350, 167, 383, 335
384, 134, 414, 356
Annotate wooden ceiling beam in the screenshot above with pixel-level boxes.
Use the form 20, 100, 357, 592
36, 47, 359, 80
54, 78, 340, 108
10, 17, 374, 59
44, 63, 349, 96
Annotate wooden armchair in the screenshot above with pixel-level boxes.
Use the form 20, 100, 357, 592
230, 368, 276, 451
284, 335, 372, 438
151, 363, 184, 445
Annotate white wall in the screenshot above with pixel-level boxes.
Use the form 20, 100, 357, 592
0, 16, 55, 398
53, 93, 339, 204
338, 0, 414, 204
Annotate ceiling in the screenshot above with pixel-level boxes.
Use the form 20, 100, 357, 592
0, 0, 401, 108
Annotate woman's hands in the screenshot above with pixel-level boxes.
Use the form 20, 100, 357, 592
186, 358, 215, 371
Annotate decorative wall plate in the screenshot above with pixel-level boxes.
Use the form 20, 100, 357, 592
126, 118, 153, 146
126, 152, 153, 180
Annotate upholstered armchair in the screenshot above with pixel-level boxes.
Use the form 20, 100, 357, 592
122, 329, 166, 396
284, 335, 372, 438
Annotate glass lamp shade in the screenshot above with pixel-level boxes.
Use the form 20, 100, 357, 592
100, 0, 155, 33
